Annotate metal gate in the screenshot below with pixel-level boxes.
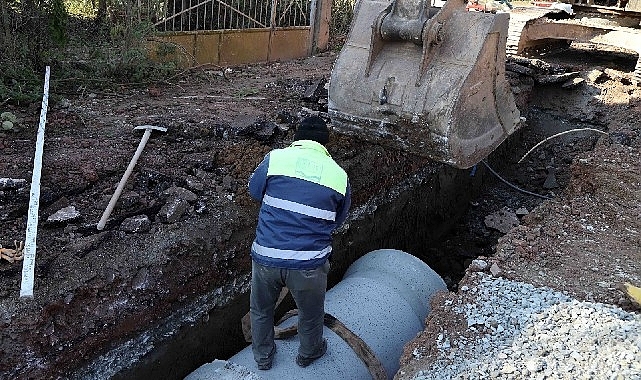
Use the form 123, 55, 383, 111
155, 0, 315, 32
149, 0, 328, 67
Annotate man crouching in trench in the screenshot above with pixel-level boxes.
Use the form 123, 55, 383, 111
247, 116, 351, 370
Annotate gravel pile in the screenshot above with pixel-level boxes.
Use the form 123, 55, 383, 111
411, 269, 641, 380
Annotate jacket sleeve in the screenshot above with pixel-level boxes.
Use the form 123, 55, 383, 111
248, 154, 270, 201
335, 180, 351, 227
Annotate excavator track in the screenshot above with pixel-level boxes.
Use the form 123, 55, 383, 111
506, 6, 641, 83
506, 7, 562, 55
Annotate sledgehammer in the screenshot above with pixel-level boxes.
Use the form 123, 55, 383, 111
96, 125, 167, 230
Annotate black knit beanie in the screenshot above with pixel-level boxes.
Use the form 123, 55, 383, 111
294, 116, 329, 145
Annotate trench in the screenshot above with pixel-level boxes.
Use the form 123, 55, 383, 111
75, 158, 490, 380
72, 50, 629, 380
75, 131, 536, 379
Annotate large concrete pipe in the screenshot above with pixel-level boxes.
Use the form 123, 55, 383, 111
185, 249, 446, 379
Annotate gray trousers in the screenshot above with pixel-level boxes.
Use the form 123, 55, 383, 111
250, 260, 329, 365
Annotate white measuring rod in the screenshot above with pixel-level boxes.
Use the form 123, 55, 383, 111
20, 66, 50, 299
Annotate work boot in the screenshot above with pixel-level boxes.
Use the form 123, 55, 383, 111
257, 344, 276, 370
296, 338, 327, 368
257, 361, 272, 371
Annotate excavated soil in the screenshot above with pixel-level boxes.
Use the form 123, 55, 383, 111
1, 42, 640, 379
398, 45, 641, 374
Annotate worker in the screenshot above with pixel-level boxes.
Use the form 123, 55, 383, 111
247, 116, 351, 370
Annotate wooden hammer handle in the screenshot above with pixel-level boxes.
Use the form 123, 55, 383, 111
97, 128, 152, 230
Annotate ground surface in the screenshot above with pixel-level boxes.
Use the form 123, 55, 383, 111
397, 45, 641, 378
1, 51, 433, 379
1, 36, 640, 379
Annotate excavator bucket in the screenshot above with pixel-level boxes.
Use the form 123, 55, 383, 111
328, 0, 521, 169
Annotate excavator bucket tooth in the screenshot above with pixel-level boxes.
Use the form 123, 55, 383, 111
328, 0, 521, 169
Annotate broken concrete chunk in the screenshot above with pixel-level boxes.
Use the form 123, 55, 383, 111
490, 263, 502, 277
163, 186, 198, 202
506, 62, 534, 75
185, 176, 204, 192
535, 72, 580, 85
562, 77, 585, 89
484, 208, 519, 233
47, 206, 81, 224
158, 198, 190, 223
516, 207, 529, 216
120, 215, 151, 233
0, 178, 27, 189
469, 259, 489, 272
303, 78, 327, 102
252, 121, 279, 142
236, 119, 279, 142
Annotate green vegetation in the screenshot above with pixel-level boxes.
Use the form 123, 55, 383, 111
0, 0, 179, 105
330, 0, 356, 41
1, 111, 18, 130
1, 0, 359, 105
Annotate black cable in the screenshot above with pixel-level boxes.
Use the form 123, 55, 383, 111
481, 160, 552, 200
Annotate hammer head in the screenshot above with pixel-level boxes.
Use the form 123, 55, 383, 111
134, 125, 168, 133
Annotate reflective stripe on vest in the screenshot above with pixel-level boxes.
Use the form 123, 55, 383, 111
263, 194, 336, 221
252, 241, 332, 260
267, 142, 348, 195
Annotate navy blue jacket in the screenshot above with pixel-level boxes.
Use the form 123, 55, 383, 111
248, 140, 351, 269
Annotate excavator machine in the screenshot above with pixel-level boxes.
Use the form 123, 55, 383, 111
506, 0, 641, 82
328, 0, 521, 169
